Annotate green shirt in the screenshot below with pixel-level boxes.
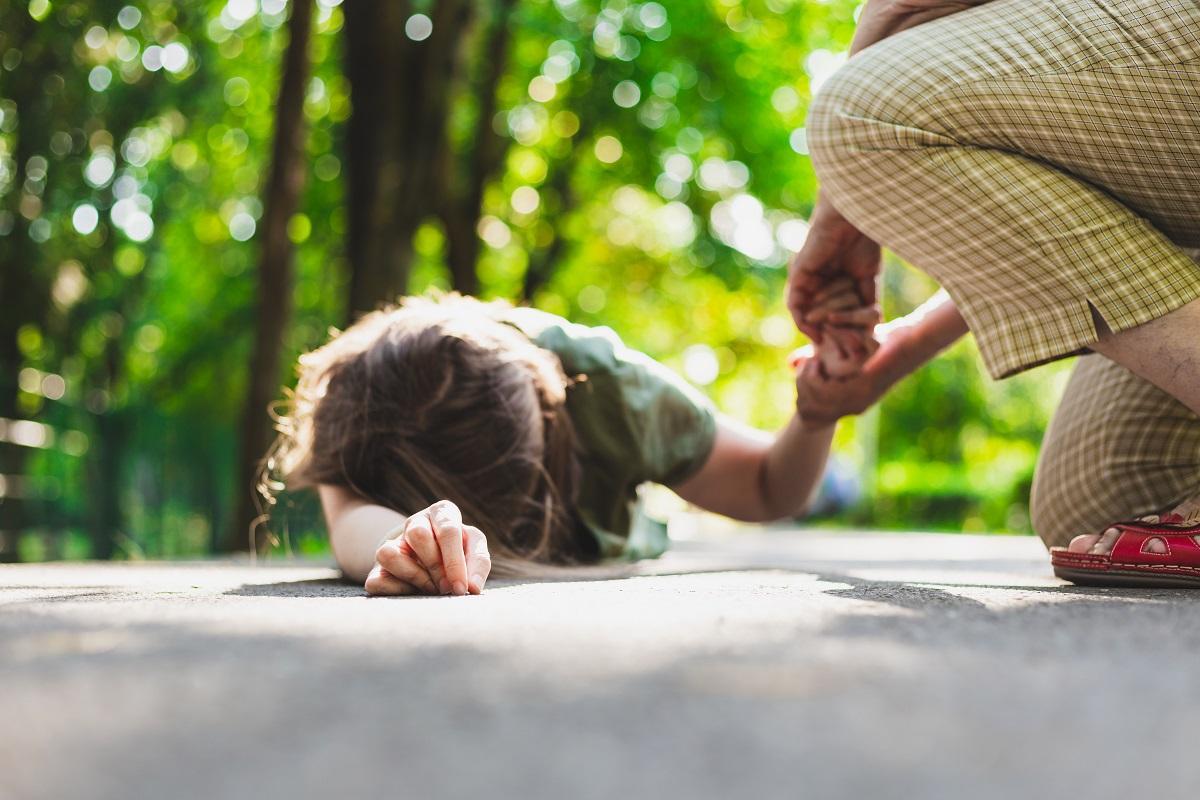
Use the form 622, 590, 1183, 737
502, 308, 718, 560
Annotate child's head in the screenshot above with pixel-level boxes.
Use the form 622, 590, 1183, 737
273, 294, 584, 570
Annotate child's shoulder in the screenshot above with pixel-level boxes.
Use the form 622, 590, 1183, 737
500, 307, 628, 377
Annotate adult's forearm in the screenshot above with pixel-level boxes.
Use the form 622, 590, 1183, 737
850, 0, 994, 56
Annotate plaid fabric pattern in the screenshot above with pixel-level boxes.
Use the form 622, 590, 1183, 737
807, 0, 1200, 379
1030, 355, 1200, 547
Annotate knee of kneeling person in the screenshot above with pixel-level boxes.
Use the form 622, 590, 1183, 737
806, 53, 930, 189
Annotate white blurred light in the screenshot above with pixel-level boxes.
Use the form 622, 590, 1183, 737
226, 0, 259, 23
3, 419, 52, 449
142, 44, 164, 71
123, 212, 154, 242
117, 5, 142, 29
88, 65, 113, 92
805, 49, 847, 92
710, 193, 776, 262
84, 26, 108, 49
51, 261, 88, 308
477, 216, 511, 249
511, 186, 540, 214
84, 151, 115, 187
654, 174, 682, 200
789, 128, 809, 155
41, 373, 66, 401
542, 53, 575, 83
613, 80, 641, 108
683, 344, 720, 386
72, 204, 99, 235
161, 42, 189, 73
655, 201, 696, 249
405, 14, 432, 41
638, 2, 668, 29
528, 75, 556, 103
229, 211, 256, 241
113, 175, 139, 199
776, 218, 810, 251
663, 153, 693, 182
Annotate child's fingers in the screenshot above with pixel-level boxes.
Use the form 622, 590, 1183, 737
429, 500, 469, 596
825, 327, 870, 360
808, 275, 857, 306
824, 306, 881, 328
398, 512, 446, 592
364, 564, 422, 597
462, 525, 492, 594
374, 542, 438, 595
820, 286, 869, 312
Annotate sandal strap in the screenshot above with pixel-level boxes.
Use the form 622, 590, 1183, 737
1109, 520, 1200, 567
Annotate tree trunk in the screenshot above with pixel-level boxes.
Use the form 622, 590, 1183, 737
522, 134, 588, 301
229, 0, 315, 552
441, 0, 518, 296
343, 0, 474, 320
0, 9, 47, 562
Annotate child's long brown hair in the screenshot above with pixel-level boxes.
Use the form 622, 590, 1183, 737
269, 294, 591, 574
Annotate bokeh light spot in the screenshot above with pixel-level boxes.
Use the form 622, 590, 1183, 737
511, 186, 540, 214
88, 65, 113, 92
72, 204, 99, 235
683, 344, 720, 386
613, 80, 641, 108
117, 5, 141, 29
228, 211, 256, 241
405, 14, 432, 41
594, 135, 622, 164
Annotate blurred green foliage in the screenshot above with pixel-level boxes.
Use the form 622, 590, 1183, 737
2, 0, 1068, 561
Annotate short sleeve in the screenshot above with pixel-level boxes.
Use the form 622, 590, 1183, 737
501, 307, 717, 560
507, 307, 717, 486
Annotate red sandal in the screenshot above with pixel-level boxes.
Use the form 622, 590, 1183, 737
1051, 514, 1200, 587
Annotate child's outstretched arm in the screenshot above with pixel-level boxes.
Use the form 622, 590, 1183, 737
670, 409, 838, 522
668, 281, 882, 522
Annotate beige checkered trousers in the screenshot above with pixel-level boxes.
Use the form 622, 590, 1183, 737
807, 0, 1200, 546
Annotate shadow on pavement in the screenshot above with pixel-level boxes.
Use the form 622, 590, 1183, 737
225, 577, 363, 597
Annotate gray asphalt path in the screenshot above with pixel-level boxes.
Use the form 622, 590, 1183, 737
3, 530, 1199, 800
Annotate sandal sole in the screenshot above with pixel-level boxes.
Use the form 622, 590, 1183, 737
1053, 566, 1200, 589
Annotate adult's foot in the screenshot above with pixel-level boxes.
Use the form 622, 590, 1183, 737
1067, 499, 1200, 555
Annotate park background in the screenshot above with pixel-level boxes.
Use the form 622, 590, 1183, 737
0, 0, 1070, 563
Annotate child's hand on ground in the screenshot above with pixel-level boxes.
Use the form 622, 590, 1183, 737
366, 500, 492, 597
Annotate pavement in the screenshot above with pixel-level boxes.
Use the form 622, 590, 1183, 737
3, 529, 1200, 800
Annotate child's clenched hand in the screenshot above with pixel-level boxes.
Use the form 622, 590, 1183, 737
790, 318, 916, 429
803, 276, 880, 379
366, 500, 492, 597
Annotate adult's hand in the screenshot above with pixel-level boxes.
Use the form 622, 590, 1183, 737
366, 500, 492, 597
790, 318, 917, 428
851, 0, 992, 55
785, 196, 881, 341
